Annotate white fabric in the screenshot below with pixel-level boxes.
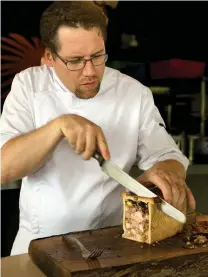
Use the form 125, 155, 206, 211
0, 65, 189, 255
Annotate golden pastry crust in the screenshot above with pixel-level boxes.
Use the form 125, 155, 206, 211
122, 192, 185, 244
121, 192, 161, 204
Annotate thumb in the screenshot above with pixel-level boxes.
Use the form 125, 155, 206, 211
136, 174, 153, 187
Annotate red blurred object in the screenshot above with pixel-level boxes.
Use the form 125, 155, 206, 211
1, 33, 45, 99
150, 59, 206, 79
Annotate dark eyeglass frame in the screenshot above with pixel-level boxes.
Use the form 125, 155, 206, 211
54, 52, 108, 71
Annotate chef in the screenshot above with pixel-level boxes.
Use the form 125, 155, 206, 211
0, 1, 195, 256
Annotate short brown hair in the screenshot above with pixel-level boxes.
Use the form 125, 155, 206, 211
40, 1, 108, 53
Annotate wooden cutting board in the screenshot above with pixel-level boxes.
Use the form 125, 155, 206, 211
28, 214, 208, 277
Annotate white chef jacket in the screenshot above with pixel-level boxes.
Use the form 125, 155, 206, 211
0, 65, 189, 255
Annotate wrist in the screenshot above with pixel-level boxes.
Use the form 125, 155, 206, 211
154, 160, 186, 179
53, 116, 65, 138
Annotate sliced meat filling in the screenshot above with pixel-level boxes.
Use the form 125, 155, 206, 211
124, 199, 149, 242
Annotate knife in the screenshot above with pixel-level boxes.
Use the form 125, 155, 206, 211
93, 152, 186, 224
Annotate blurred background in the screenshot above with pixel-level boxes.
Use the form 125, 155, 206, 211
1, 1, 208, 257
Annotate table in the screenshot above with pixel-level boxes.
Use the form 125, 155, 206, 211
1, 254, 46, 277
2, 248, 208, 277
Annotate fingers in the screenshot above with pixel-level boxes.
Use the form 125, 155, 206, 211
67, 131, 77, 150
61, 115, 110, 160
66, 122, 110, 161
185, 185, 196, 211
75, 130, 85, 154
163, 174, 186, 211
96, 129, 110, 160
177, 179, 187, 213
177, 180, 187, 208
148, 173, 172, 205
82, 129, 96, 160
163, 175, 179, 207
78, 126, 110, 161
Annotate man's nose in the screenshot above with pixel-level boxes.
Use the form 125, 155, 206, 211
82, 60, 96, 76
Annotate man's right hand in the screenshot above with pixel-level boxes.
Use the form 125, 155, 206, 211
1, 113, 110, 184
58, 114, 110, 161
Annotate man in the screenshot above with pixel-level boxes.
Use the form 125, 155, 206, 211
1, 1, 195, 256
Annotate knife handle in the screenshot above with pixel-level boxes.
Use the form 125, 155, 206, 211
92, 152, 105, 166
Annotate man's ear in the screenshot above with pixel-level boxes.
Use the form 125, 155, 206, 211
43, 48, 55, 67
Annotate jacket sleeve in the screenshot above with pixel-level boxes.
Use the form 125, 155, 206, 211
137, 86, 189, 171
0, 73, 35, 148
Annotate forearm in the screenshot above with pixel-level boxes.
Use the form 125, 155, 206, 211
1, 118, 63, 184
152, 159, 187, 179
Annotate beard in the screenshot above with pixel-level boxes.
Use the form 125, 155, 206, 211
74, 81, 101, 99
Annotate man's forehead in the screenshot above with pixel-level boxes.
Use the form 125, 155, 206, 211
57, 26, 105, 56
57, 26, 104, 44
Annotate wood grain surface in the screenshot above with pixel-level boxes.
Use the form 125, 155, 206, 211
28, 214, 208, 277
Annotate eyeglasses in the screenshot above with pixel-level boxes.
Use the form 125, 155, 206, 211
54, 52, 108, 71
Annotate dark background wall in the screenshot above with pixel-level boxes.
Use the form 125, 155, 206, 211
1, 1, 53, 37
1, 1, 208, 63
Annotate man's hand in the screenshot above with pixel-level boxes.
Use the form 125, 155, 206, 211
58, 114, 110, 161
136, 160, 196, 212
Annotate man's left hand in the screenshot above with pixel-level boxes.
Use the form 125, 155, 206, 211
136, 160, 196, 212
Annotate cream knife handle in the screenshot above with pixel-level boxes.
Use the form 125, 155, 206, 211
92, 152, 105, 166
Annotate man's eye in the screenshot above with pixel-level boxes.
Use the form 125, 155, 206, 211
69, 59, 82, 65
93, 55, 102, 59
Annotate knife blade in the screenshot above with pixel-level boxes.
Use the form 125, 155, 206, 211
93, 152, 186, 224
